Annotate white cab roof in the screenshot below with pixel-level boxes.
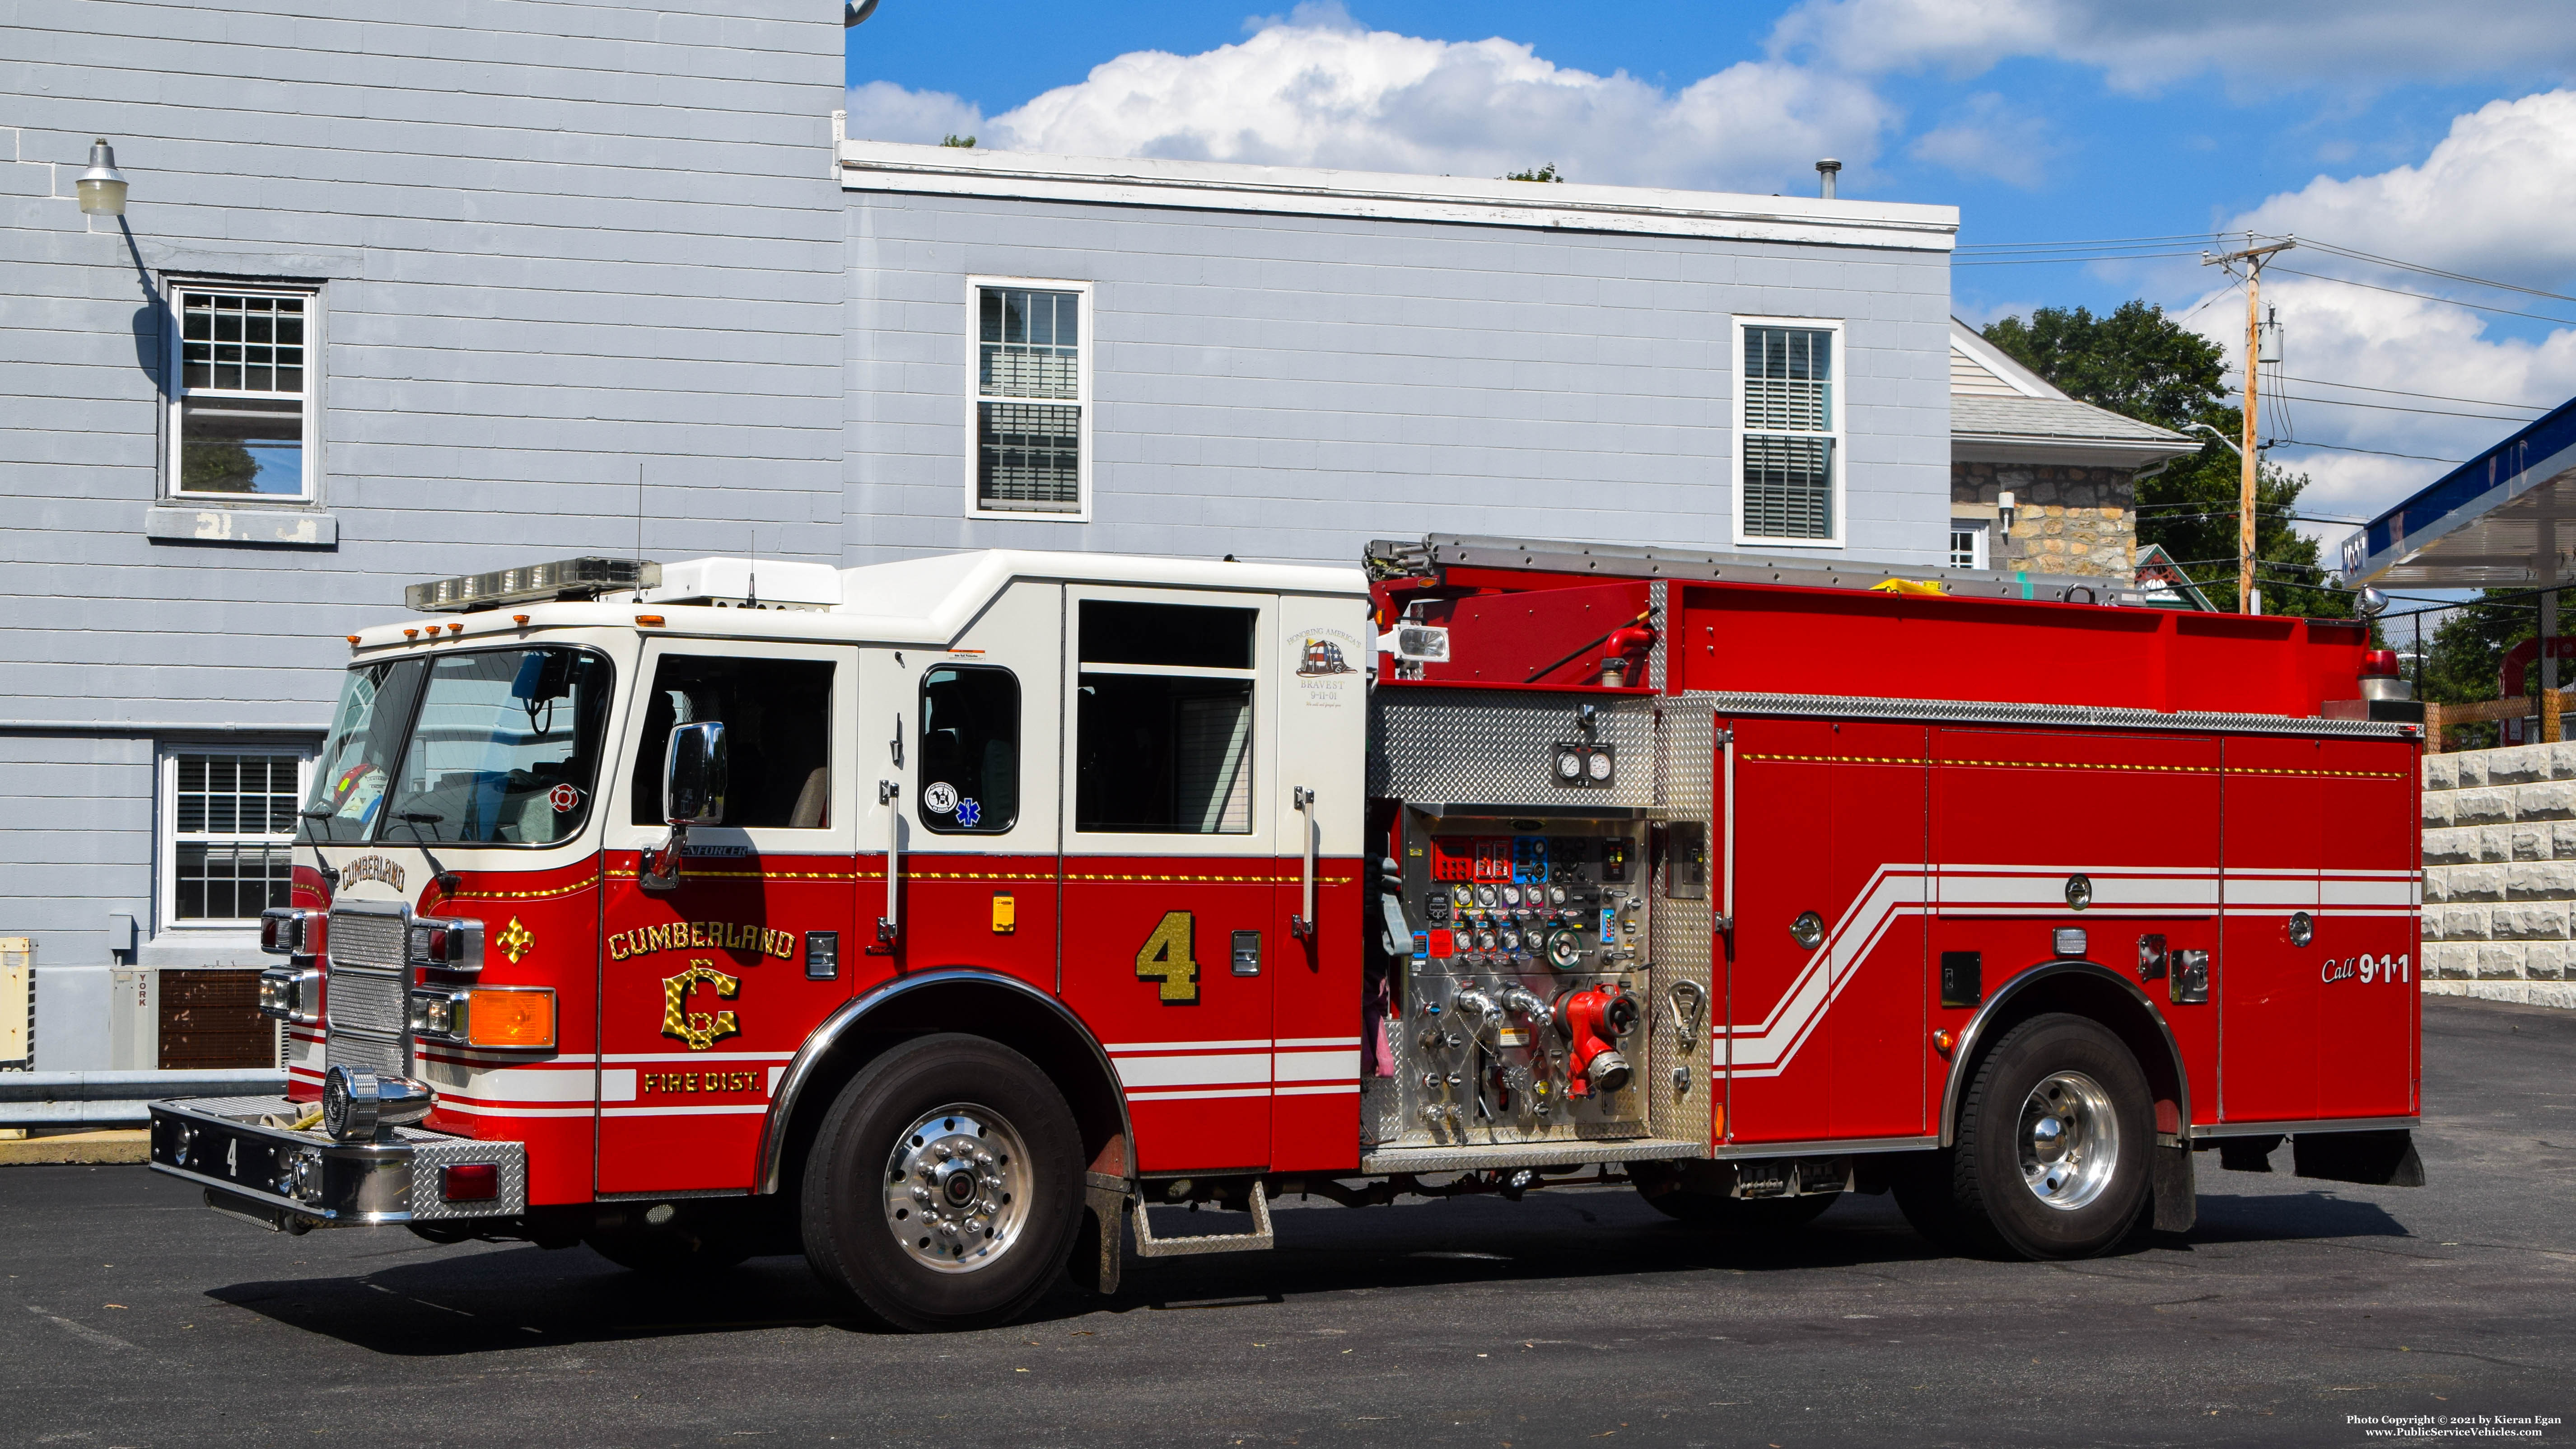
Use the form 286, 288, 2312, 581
355, 549, 1368, 652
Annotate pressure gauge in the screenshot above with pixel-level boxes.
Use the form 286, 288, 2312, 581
1585, 750, 1615, 783
1451, 883, 1473, 908
1476, 931, 1498, 954
1474, 883, 1498, 910
1500, 884, 1523, 907
1549, 884, 1568, 907
1555, 748, 1584, 781
1498, 927, 1521, 952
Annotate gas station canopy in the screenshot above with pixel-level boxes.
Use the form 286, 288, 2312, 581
2340, 397, 2576, 588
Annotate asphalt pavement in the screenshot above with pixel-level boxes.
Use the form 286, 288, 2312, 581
6, 995, 2572, 1449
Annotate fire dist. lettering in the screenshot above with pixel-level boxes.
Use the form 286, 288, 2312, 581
642, 1070, 762, 1094
607, 920, 798, 963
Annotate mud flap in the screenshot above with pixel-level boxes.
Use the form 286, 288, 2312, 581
2152, 1142, 2196, 1233
2292, 1129, 2425, 1187
1071, 1170, 1129, 1296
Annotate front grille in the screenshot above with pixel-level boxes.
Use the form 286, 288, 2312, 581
327, 907, 410, 1078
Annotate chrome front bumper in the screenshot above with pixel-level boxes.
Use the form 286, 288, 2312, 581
147, 1096, 527, 1232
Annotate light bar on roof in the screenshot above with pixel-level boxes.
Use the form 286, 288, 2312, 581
404, 557, 661, 613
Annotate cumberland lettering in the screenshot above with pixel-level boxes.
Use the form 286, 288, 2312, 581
607, 920, 798, 962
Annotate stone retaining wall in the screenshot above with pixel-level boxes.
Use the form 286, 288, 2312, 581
2421, 743, 2576, 1008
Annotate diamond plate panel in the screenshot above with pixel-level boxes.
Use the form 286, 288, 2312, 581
1368, 689, 1658, 806
407, 1137, 529, 1220
1646, 704, 1715, 1147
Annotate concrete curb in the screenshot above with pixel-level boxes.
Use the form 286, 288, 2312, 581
0, 1129, 150, 1165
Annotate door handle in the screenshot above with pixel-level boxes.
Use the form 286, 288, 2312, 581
875, 778, 900, 949
1290, 785, 1317, 939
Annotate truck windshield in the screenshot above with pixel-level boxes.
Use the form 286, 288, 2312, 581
301, 647, 612, 846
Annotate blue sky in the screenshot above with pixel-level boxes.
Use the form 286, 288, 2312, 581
846, 0, 2576, 538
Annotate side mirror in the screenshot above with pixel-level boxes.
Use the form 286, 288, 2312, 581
664, 721, 729, 827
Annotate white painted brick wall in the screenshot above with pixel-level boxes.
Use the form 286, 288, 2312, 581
2420, 742, 2576, 1007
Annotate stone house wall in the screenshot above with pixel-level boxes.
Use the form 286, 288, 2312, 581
2421, 743, 2576, 1008
1951, 462, 2136, 579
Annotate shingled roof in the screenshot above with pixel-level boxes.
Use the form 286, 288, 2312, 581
1950, 318, 2198, 469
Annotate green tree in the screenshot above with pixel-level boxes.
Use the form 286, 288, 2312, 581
180, 439, 259, 492
940, 134, 976, 148
1981, 302, 2350, 619
1504, 163, 1562, 182
2413, 587, 2556, 745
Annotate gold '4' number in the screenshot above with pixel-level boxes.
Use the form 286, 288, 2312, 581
1135, 910, 1199, 1003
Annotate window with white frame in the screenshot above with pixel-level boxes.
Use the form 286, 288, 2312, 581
1948, 520, 1989, 570
971, 281, 1088, 517
168, 283, 317, 500
1736, 321, 1842, 545
163, 749, 310, 925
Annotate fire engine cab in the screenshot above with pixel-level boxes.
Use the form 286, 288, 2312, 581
149, 534, 2427, 1331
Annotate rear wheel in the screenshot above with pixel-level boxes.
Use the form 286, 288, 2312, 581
799, 1033, 1081, 1332
1898, 1013, 2151, 1259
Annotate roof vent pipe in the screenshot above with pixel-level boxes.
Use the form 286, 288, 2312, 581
1815, 159, 1841, 199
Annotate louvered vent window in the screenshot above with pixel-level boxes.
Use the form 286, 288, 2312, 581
974, 284, 1088, 515
1740, 325, 1839, 542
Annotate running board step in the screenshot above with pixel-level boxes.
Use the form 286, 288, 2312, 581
1131, 1181, 1274, 1257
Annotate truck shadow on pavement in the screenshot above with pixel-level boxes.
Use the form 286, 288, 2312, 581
198, 1183, 2413, 1355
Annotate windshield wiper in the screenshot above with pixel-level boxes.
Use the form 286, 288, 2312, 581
294, 804, 342, 890
397, 810, 463, 896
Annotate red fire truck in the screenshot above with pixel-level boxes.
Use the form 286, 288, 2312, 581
149, 535, 2427, 1331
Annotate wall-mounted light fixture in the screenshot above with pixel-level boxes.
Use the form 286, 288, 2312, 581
1997, 489, 2016, 534
75, 138, 129, 215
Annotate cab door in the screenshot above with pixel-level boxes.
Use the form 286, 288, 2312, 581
597, 640, 858, 1195
1058, 586, 1278, 1175
877, 579, 1064, 999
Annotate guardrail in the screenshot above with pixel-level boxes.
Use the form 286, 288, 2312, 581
0, 1069, 286, 1127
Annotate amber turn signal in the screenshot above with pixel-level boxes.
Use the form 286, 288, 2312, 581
466, 988, 556, 1049
635, 614, 665, 628
1933, 1029, 1956, 1056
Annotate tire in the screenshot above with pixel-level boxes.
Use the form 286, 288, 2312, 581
799, 1033, 1082, 1332
1631, 1161, 1837, 1231
1903, 1012, 2153, 1260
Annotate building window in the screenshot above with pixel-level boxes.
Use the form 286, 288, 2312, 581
168, 284, 318, 500
1736, 320, 1843, 545
163, 750, 309, 926
970, 280, 1088, 518
1948, 521, 1989, 570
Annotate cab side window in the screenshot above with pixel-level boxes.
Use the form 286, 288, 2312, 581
919, 666, 1020, 833
1075, 601, 1256, 834
629, 655, 834, 828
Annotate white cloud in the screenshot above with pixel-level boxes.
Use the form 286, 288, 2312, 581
1769, 0, 2576, 93
2170, 92, 2576, 542
1907, 92, 2058, 187
849, 12, 1894, 195
843, 79, 986, 146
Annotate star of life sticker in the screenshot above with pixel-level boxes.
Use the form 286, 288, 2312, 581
955, 798, 981, 827
922, 781, 959, 814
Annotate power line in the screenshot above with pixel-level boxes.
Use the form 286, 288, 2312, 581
2261, 391, 2541, 422
2269, 266, 2576, 327
1955, 232, 2222, 252
2233, 372, 2551, 411
1954, 252, 2209, 267
2301, 238, 2576, 308
2269, 437, 2465, 464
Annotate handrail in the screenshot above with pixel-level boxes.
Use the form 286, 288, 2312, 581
1289, 785, 1317, 938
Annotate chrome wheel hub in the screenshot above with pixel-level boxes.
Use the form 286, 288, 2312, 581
2017, 1070, 2118, 1211
882, 1104, 1030, 1273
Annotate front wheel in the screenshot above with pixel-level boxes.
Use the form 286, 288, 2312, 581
1900, 1012, 2152, 1260
799, 1033, 1082, 1332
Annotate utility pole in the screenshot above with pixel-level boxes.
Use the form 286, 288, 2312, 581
2203, 236, 2293, 613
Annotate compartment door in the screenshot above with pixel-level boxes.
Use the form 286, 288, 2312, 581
1722, 718, 1928, 1145
2220, 736, 2325, 1123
